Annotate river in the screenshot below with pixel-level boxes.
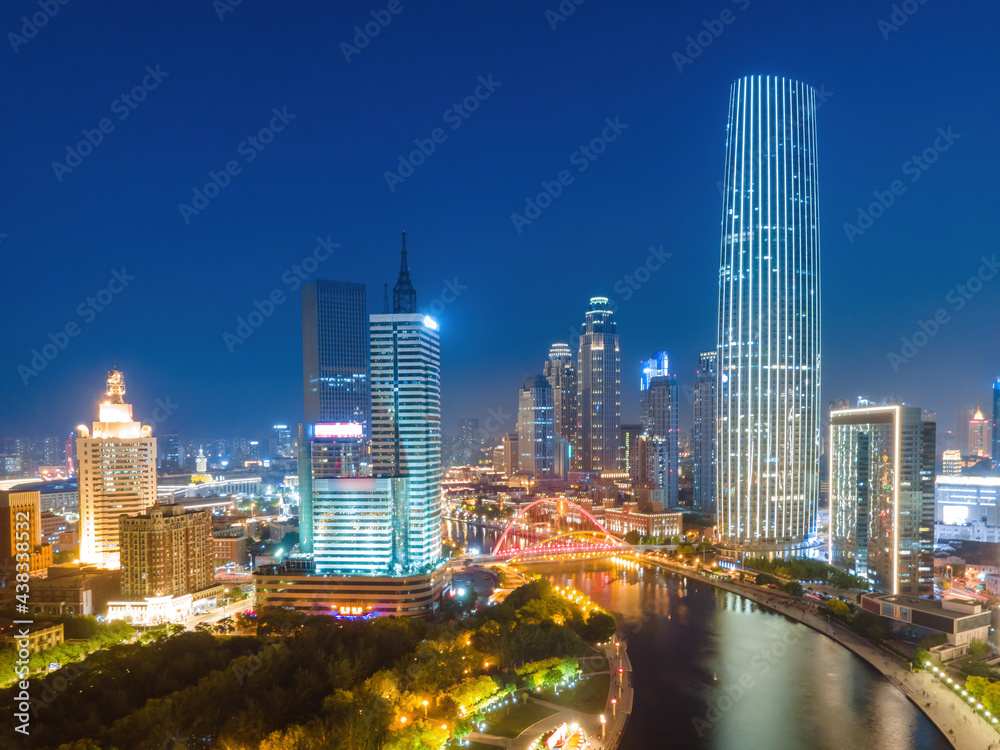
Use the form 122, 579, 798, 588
522, 558, 951, 750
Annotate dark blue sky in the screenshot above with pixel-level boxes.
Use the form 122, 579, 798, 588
3, 0, 998, 441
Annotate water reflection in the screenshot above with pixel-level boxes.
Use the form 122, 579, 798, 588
525, 559, 949, 750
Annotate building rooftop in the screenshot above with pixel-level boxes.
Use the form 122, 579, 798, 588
867, 593, 983, 619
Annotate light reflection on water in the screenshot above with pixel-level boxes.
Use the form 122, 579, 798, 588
527, 559, 950, 750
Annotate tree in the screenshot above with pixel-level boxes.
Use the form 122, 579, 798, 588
624, 530, 642, 546
825, 599, 850, 618
912, 647, 931, 669
782, 581, 804, 598
967, 675, 991, 700
969, 638, 993, 657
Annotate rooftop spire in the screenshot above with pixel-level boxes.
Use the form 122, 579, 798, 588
392, 231, 417, 313
382, 283, 389, 314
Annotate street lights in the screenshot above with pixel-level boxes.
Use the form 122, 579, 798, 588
611, 698, 617, 719
600, 714, 606, 742
618, 667, 623, 698
422, 700, 428, 717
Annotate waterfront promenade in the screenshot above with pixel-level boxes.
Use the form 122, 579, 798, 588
466, 636, 633, 750
639, 554, 1000, 750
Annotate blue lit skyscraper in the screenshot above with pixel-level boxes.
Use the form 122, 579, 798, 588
516, 375, 555, 478
716, 75, 822, 558
992, 378, 1000, 465
640, 352, 678, 507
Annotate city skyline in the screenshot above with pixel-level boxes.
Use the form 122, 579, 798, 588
4, 3, 997, 440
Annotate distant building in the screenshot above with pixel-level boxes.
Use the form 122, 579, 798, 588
639, 352, 678, 508
28, 564, 121, 617
0, 489, 53, 577
969, 408, 990, 458
942, 449, 963, 477
577, 297, 621, 472
544, 343, 578, 476
993, 378, 1000, 465
159, 433, 181, 472
212, 529, 250, 568
501, 433, 519, 478
603, 502, 682, 539
516, 375, 555, 478
0, 619, 63, 655
272, 425, 293, 458
77, 370, 157, 568
934, 476, 1000, 543
692, 351, 717, 516
619, 424, 643, 485
830, 405, 935, 596
9, 479, 78, 515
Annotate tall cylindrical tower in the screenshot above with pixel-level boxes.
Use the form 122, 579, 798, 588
716, 75, 821, 558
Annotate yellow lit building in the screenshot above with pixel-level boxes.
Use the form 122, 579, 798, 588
77, 370, 157, 568
0, 490, 53, 577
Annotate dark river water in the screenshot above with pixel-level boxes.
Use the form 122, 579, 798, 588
518, 558, 951, 750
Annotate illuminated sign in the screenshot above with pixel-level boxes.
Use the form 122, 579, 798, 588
423, 316, 439, 331
314, 423, 363, 439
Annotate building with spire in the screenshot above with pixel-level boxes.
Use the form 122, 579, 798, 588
77, 370, 157, 568
969, 407, 990, 458
577, 297, 621, 472
393, 231, 417, 314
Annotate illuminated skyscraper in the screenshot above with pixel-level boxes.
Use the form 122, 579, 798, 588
302, 280, 369, 429
969, 407, 989, 458
543, 343, 577, 476
693, 351, 718, 516
577, 297, 621, 472
716, 75, 822, 558
0, 490, 52, 577
640, 352, 678, 507
516, 375, 554, 478
830, 405, 935, 596
77, 370, 157, 568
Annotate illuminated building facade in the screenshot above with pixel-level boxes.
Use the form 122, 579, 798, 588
543, 343, 578, 476
516, 375, 554, 478
640, 352, 678, 507
119, 502, 213, 599
0, 490, 53, 577
577, 297, 621, 472
77, 371, 157, 568
993, 378, 1000, 464
693, 351, 718, 516
716, 75, 822, 558
969, 407, 989, 458
829, 405, 935, 596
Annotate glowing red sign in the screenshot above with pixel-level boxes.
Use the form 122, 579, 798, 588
314, 423, 363, 439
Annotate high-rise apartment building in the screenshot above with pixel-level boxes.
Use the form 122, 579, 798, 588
0, 490, 53, 577
577, 297, 621, 472
942, 449, 963, 477
716, 75, 822, 558
640, 353, 678, 507
543, 343, 578, 476
77, 371, 157, 568
119, 502, 213, 599
501, 433, 519, 478
620, 424, 644, 484
272, 425, 293, 458
830, 405, 935, 596
302, 280, 369, 429
693, 351, 717, 516
516, 375, 554, 478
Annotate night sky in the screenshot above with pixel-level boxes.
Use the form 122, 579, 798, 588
3, 0, 998, 441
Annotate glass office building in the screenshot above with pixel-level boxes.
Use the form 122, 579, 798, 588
640, 352, 678, 507
516, 375, 555, 478
716, 75, 822, 558
577, 297, 621, 472
829, 405, 935, 596
302, 280, 369, 430
693, 351, 718, 516
543, 343, 577, 476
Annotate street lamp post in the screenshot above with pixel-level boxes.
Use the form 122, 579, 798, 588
422, 700, 428, 717
618, 667, 623, 698
600, 714, 606, 742
611, 698, 617, 719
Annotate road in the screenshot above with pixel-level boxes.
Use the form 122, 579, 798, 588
180, 595, 255, 630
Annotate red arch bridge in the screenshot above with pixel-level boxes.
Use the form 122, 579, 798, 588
488, 498, 632, 560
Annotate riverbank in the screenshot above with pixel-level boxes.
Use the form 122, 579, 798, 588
638, 553, 999, 749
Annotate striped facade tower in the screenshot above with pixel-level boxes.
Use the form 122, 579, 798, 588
716, 75, 822, 558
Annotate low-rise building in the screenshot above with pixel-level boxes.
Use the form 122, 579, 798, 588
0, 618, 64, 654
213, 531, 250, 568
860, 593, 991, 658
27, 564, 121, 616
603, 502, 682, 539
